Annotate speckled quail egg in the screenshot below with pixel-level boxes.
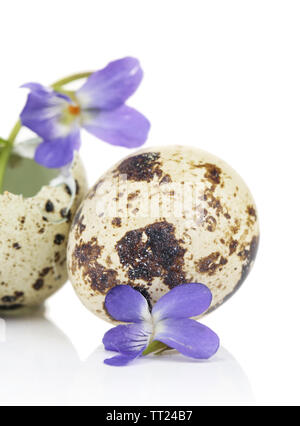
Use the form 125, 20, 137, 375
0, 153, 87, 311
67, 145, 259, 322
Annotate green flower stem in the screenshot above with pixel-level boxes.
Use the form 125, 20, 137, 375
51, 72, 92, 90
8, 119, 22, 143
0, 144, 12, 193
0, 71, 93, 194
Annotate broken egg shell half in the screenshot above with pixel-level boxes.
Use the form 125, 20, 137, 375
67, 145, 259, 323
0, 153, 87, 311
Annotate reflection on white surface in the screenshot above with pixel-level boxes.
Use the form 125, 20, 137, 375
0, 310, 253, 404
0, 309, 80, 404
67, 346, 254, 405
0, 318, 5, 343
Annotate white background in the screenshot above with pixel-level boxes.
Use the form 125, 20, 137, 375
0, 0, 300, 406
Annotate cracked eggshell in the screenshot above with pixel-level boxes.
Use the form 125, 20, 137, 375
0, 154, 87, 310
67, 145, 259, 322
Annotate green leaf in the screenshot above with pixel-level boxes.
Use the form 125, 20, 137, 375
142, 340, 171, 356
0, 138, 8, 147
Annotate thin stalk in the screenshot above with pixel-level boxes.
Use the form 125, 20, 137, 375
8, 119, 22, 143
0, 144, 13, 193
51, 72, 92, 90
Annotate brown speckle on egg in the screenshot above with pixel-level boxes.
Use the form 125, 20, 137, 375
193, 162, 222, 185
159, 174, 172, 185
229, 239, 238, 255
116, 221, 186, 288
72, 237, 119, 294
33, 279, 44, 291
1, 291, 24, 304
54, 234, 65, 245
60, 208, 72, 222
116, 152, 163, 182
112, 217, 122, 228
45, 200, 54, 212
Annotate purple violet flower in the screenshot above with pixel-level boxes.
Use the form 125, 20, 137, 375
103, 283, 220, 366
20, 57, 150, 168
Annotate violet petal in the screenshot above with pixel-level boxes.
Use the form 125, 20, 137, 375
105, 285, 151, 323
152, 283, 213, 322
21, 83, 71, 139
21, 82, 52, 95
104, 353, 140, 367
103, 323, 152, 354
77, 57, 143, 110
34, 131, 81, 168
82, 105, 150, 148
154, 318, 220, 359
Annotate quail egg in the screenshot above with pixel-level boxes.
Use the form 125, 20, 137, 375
68, 146, 259, 322
0, 153, 87, 310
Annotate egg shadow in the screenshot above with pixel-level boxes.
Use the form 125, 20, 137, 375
0, 309, 81, 404
67, 346, 254, 404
